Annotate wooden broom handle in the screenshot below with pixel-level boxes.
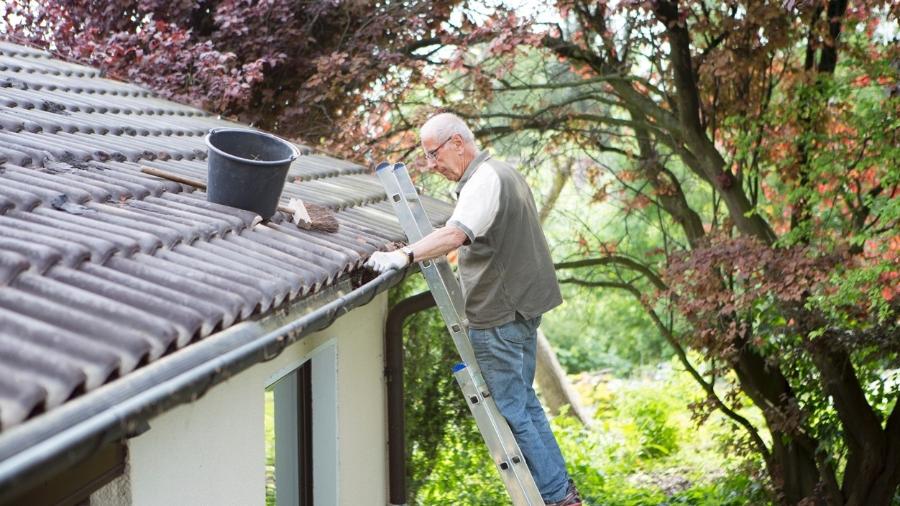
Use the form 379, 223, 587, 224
141, 166, 293, 214
140, 166, 207, 190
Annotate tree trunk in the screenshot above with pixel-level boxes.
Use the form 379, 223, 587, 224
533, 160, 591, 425
535, 329, 593, 426
538, 162, 569, 224
731, 345, 840, 504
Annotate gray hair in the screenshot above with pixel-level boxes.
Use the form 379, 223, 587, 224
421, 112, 476, 145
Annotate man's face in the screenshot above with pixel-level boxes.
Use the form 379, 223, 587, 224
421, 134, 462, 181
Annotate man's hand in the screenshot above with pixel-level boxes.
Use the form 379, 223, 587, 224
365, 250, 409, 272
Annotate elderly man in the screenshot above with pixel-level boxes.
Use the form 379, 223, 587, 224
366, 113, 581, 506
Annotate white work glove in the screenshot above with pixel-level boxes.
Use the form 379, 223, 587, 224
365, 250, 409, 272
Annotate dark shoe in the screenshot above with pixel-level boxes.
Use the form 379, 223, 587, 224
567, 478, 581, 499
544, 487, 582, 506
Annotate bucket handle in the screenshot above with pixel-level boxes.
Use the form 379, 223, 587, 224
207, 128, 303, 160
288, 142, 302, 161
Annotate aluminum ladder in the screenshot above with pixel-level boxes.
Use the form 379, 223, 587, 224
375, 161, 544, 505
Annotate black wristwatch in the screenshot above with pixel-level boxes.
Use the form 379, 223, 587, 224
401, 245, 415, 264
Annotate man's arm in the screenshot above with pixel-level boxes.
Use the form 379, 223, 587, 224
364, 224, 467, 272
366, 162, 497, 273
407, 225, 468, 262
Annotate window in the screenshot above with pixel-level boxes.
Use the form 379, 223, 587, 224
266, 360, 313, 506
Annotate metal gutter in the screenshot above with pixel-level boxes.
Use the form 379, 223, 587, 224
385, 291, 436, 506
0, 268, 408, 504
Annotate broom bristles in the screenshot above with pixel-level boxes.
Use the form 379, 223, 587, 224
304, 202, 340, 233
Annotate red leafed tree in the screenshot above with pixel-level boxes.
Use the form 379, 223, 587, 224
1, 0, 458, 145
363, 1, 899, 504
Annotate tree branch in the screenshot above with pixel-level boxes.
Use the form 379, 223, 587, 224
653, 1, 704, 135
630, 113, 706, 248
554, 255, 667, 291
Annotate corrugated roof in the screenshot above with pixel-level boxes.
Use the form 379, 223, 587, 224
0, 41, 451, 432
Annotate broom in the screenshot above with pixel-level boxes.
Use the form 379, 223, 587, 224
140, 166, 339, 233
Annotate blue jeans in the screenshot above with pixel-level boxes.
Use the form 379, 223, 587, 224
469, 315, 570, 502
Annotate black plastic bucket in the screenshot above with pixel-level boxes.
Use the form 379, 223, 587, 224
205, 128, 301, 218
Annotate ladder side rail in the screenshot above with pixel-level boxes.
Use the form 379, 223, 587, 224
390, 163, 435, 235
376, 163, 485, 373
385, 164, 433, 241
416, 261, 482, 367
376, 165, 477, 362
381, 161, 537, 447
391, 164, 466, 314
375, 162, 545, 505
378, 165, 484, 376
454, 365, 544, 504
379, 164, 467, 327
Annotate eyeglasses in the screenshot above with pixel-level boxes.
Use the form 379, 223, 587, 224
424, 136, 452, 161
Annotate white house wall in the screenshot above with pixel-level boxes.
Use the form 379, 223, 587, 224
92, 291, 389, 506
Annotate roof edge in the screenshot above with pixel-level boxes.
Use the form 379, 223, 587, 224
0, 266, 412, 502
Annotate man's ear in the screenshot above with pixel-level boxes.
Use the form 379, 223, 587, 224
452, 133, 464, 151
